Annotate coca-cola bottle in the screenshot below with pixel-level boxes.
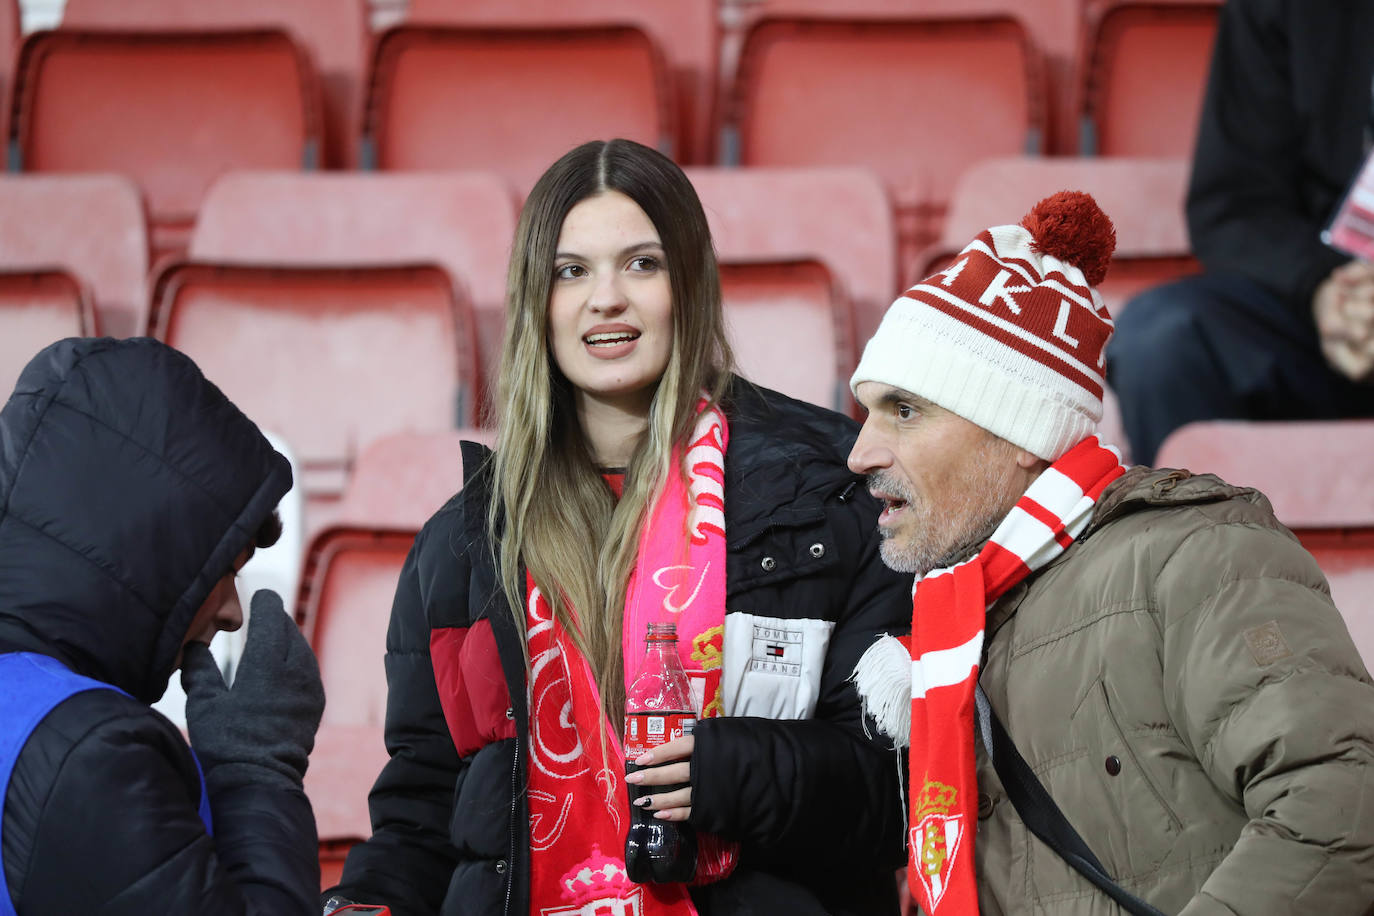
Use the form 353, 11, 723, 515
623, 621, 698, 884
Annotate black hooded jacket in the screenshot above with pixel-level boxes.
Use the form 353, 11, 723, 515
0, 338, 316, 914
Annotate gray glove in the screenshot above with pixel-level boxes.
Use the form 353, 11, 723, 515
182, 589, 326, 793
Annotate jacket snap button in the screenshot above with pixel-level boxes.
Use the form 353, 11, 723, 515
495, 859, 508, 874
1105, 755, 1122, 776
505, 706, 514, 719
809, 543, 825, 558
977, 793, 995, 820
761, 556, 777, 572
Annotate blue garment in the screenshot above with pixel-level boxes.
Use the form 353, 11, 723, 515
0, 652, 212, 914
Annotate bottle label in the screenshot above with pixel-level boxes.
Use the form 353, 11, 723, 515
623, 711, 696, 759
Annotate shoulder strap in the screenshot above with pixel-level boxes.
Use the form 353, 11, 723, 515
975, 686, 1167, 916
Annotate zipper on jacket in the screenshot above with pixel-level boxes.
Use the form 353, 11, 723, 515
504, 735, 519, 916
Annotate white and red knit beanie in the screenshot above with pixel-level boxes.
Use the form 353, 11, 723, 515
851, 192, 1117, 461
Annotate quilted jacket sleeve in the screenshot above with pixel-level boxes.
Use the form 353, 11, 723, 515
1160, 518, 1374, 914
326, 513, 466, 915
689, 490, 910, 874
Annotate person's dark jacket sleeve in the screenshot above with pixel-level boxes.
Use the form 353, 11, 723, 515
1186, 0, 1351, 311
4, 691, 317, 915
688, 492, 909, 874
325, 519, 465, 915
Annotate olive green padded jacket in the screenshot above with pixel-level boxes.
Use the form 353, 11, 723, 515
974, 466, 1374, 915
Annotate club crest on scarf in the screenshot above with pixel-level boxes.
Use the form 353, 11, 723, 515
910, 780, 966, 912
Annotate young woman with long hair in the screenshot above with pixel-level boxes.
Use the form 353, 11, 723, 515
324, 139, 910, 916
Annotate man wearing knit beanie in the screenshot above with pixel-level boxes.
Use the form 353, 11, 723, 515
849, 192, 1374, 915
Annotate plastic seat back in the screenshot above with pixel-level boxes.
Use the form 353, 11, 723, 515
726, 14, 1046, 264
1079, 1, 1221, 156
0, 270, 93, 398
720, 260, 856, 414
1156, 419, 1374, 666
365, 25, 672, 193
686, 167, 898, 345
192, 171, 517, 375
11, 29, 322, 256
0, 174, 147, 337
150, 263, 478, 496
337, 429, 494, 532
406, 0, 716, 164
60, 0, 365, 168
298, 527, 416, 843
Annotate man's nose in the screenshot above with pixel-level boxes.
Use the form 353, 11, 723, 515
847, 419, 892, 475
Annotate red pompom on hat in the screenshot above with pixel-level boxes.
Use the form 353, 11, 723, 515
1020, 190, 1117, 287
852, 189, 1118, 460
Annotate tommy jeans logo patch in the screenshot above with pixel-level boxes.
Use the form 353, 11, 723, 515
749, 624, 802, 677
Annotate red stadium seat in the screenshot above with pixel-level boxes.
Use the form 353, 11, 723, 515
0, 0, 17, 143
336, 429, 493, 531
723, 12, 1047, 272
10, 29, 323, 258
0, 174, 147, 337
921, 156, 1197, 318
60, 0, 365, 168
191, 171, 518, 379
1077, 0, 1221, 156
297, 527, 416, 849
148, 263, 479, 513
364, 24, 673, 194
720, 260, 857, 414
0, 270, 94, 398
686, 166, 898, 346
406, 0, 717, 165
1155, 420, 1374, 667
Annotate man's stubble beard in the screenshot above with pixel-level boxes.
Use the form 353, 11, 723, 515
875, 438, 1027, 576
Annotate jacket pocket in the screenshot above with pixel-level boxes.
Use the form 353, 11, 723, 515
719, 611, 835, 719
1055, 678, 1181, 881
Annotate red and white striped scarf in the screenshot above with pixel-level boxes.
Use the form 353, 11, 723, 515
859, 435, 1124, 915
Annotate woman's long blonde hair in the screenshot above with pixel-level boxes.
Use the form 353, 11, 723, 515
487, 139, 735, 728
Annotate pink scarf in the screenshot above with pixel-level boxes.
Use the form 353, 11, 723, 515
525, 401, 738, 915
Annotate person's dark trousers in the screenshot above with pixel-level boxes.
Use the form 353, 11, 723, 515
1106, 270, 1374, 466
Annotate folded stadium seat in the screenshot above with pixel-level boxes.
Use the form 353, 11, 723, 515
406, 0, 717, 165
334, 429, 494, 532
297, 525, 416, 884
0, 270, 94, 399
9, 29, 324, 258
363, 24, 674, 194
685, 166, 898, 346
0, 173, 147, 338
60, 0, 367, 169
0, 0, 16, 144
148, 262, 479, 540
718, 260, 857, 415
190, 170, 517, 402
722, 10, 1048, 282
301, 426, 494, 887
1076, 0, 1221, 156
1155, 420, 1374, 668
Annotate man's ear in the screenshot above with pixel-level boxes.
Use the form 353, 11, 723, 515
1015, 448, 1048, 472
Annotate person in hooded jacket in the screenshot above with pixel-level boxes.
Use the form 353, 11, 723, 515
323, 139, 911, 916
0, 337, 326, 915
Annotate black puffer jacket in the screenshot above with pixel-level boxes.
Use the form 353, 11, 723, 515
0, 338, 316, 914
328, 381, 910, 916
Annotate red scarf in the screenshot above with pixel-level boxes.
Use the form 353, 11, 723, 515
525, 403, 737, 915
901, 436, 1124, 914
